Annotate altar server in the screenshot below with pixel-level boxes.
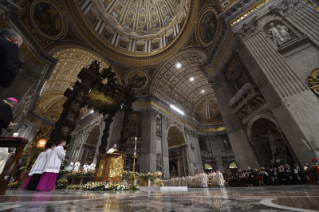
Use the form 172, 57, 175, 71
74, 160, 81, 172
90, 162, 96, 171
69, 161, 74, 170
24, 148, 49, 190
83, 162, 89, 172
36, 141, 66, 191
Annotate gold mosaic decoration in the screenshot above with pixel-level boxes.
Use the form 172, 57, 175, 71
108, 156, 124, 178
97, 158, 106, 178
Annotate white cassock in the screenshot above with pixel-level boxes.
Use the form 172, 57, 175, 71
69, 162, 74, 170
216, 172, 225, 187
83, 164, 88, 172
90, 163, 96, 171
29, 151, 48, 176
42, 146, 65, 174
74, 162, 81, 172
0, 148, 10, 174
107, 148, 117, 153
212, 173, 217, 186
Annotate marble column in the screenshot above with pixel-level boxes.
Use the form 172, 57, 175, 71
161, 116, 170, 179
231, 2, 319, 162
139, 109, 157, 173
210, 135, 224, 172
209, 74, 260, 168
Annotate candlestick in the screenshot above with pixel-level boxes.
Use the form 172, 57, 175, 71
134, 137, 137, 150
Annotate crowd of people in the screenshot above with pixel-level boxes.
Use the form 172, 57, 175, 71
225, 158, 319, 187
163, 171, 225, 188
22, 140, 66, 191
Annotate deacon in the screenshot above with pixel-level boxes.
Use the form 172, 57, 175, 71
24, 144, 55, 190
107, 144, 117, 153
36, 140, 66, 191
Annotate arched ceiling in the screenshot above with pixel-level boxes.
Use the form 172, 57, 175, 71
168, 126, 186, 149
34, 48, 113, 122
151, 50, 221, 125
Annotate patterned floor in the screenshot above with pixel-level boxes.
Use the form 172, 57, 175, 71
0, 185, 318, 212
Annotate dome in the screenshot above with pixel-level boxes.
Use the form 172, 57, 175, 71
80, 0, 189, 55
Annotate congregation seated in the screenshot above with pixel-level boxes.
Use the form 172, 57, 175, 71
227, 161, 307, 187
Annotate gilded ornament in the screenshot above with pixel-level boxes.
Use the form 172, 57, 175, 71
108, 156, 124, 178
306, 67, 319, 96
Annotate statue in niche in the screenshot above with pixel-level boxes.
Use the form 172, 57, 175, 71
156, 117, 161, 134
259, 130, 287, 160
267, 23, 291, 46
190, 141, 195, 150
156, 153, 162, 171
193, 163, 198, 174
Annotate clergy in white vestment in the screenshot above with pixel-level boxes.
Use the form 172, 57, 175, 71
23, 146, 52, 190
74, 160, 81, 172
83, 162, 89, 172
107, 144, 117, 153
0, 147, 14, 174
90, 162, 96, 171
216, 170, 225, 187
27, 144, 56, 190
36, 141, 66, 191
69, 161, 74, 170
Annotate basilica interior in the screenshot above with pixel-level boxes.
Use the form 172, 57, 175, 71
0, 0, 319, 211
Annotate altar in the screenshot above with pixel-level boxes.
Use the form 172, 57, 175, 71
94, 151, 126, 183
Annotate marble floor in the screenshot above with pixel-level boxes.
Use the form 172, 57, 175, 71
0, 185, 318, 212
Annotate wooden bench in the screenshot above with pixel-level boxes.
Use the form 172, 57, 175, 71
0, 137, 29, 195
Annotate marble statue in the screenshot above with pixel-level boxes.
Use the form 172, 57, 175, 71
260, 130, 278, 160
276, 25, 291, 41
156, 153, 162, 171
267, 23, 291, 46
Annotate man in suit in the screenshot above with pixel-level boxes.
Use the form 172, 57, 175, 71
0, 29, 23, 88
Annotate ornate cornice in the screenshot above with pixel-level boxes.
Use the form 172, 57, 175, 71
133, 95, 226, 133
269, 0, 304, 16
64, 0, 197, 66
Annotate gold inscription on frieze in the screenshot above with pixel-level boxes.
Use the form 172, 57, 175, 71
108, 156, 124, 178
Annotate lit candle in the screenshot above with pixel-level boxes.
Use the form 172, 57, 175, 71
134, 137, 137, 150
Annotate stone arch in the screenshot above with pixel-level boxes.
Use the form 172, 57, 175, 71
246, 113, 280, 143
167, 125, 186, 149
85, 125, 101, 146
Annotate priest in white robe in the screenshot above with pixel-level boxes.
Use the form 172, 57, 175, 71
216, 170, 225, 187
107, 144, 117, 153
83, 162, 89, 172
74, 160, 81, 172
36, 141, 66, 191
90, 162, 96, 171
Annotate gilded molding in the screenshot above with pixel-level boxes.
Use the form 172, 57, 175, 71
134, 101, 226, 132
64, 0, 198, 66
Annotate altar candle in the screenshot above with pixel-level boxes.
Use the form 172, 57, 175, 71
134, 137, 137, 150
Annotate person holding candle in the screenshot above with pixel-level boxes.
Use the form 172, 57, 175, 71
107, 144, 117, 153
